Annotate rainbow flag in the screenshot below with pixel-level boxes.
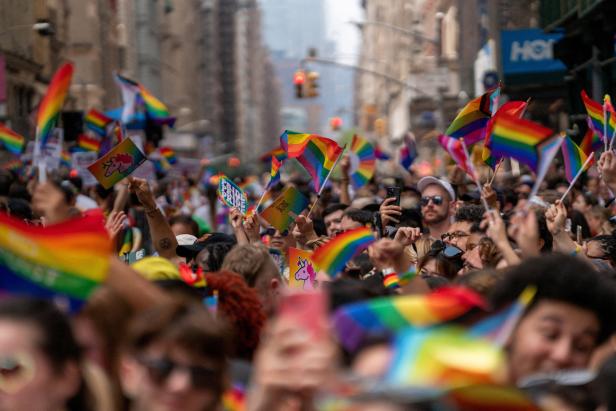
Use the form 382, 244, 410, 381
60, 150, 72, 168
84, 109, 113, 136
259, 186, 309, 232
0, 123, 25, 154
489, 111, 553, 172
2, 159, 23, 171
87, 138, 147, 189
222, 383, 245, 411
374, 144, 391, 160
580, 123, 603, 156
0, 212, 111, 312
118, 227, 133, 256
438, 134, 477, 179
561, 135, 594, 183
581, 90, 605, 141
383, 272, 400, 289
259, 147, 287, 163
332, 286, 486, 351
349, 134, 375, 189
312, 227, 375, 278
482, 101, 528, 169
152, 157, 171, 174
386, 326, 505, 389
159, 147, 177, 165
444, 87, 499, 145
78, 134, 101, 152
99, 122, 124, 156
267, 155, 283, 189
138, 85, 175, 126
400, 133, 417, 169
605, 95, 616, 141
446, 385, 541, 411
36, 62, 74, 149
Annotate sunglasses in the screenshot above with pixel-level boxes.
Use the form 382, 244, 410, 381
0, 353, 36, 394
138, 356, 220, 389
420, 195, 443, 206
262, 228, 289, 237
430, 240, 463, 259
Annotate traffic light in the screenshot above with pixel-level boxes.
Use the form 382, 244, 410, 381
294, 70, 306, 98
330, 116, 342, 131
306, 71, 319, 97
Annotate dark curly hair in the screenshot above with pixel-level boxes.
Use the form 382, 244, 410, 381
490, 253, 616, 344
590, 234, 616, 266
454, 204, 485, 224
205, 271, 266, 360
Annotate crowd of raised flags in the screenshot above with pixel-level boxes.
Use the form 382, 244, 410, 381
2, 59, 616, 411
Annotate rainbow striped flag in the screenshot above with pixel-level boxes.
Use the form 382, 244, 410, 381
605, 95, 616, 141
386, 326, 505, 389
383, 272, 400, 289
581, 90, 605, 141
78, 134, 101, 152
36, 63, 74, 149
159, 147, 177, 165
482, 100, 528, 168
349, 135, 375, 189
152, 156, 171, 174
0, 212, 111, 312
0, 122, 25, 154
87, 138, 147, 189
267, 155, 283, 189
60, 150, 72, 168
259, 147, 287, 163
444, 87, 499, 145
446, 384, 541, 411
332, 286, 486, 351
438, 134, 477, 179
312, 227, 375, 278
561, 135, 594, 183
222, 383, 245, 411
84, 109, 113, 136
280, 130, 343, 192
489, 111, 553, 173
400, 133, 417, 169
580, 123, 603, 156
138, 85, 175, 126
99, 122, 124, 156
2, 159, 23, 171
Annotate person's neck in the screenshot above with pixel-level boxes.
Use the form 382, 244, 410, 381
427, 219, 450, 240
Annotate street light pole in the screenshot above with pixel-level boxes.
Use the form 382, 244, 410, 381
350, 20, 439, 45
0, 22, 54, 37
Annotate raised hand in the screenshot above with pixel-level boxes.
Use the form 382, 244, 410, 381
105, 210, 127, 241
394, 226, 421, 246
127, 177, 156, 210
379, 197, 402, 227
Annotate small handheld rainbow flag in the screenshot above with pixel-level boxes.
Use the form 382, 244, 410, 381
444, 87, 499, 145
84, 109, 113, 136
87, 138, 147, 189
383, 272, 400, 289
400, 132, 417, 170
138, 85, 175, 126
267, 155, 283, 189
259, 147, 287, 163
259, 186, 309, 232
581, 90, 605, 141
438, 134, 477, 179
36, 62, 74, 150
482, 100, 528, 168
222, 383, 245, 411
332, 286, 486, 351
0, 212, 111, 312
60, 150, 72, 168
159, 147, 177, 165
312, 227, 375, 278
561, 135, 594, 183
280, 130, 343, 192
349, 134, 375, 189
99, 121, 124, 157
580, 123, 603, 156
78, 134, 101, 152
489, 111, 553, 172
0, 122, 25, 154
152, 156, 171, 174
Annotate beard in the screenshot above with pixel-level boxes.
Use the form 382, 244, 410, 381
423, 207, 449, 225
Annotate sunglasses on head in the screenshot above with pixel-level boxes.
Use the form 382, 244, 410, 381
430, 240, 463, 259
420, 195, 443, 206
138, 356, 220, 389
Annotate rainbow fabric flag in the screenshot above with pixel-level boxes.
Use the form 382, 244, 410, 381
580, 123, 603, 156
444, 87, 499, 145
386, 326, 505, 389
438, 134, 477, 179
0, 212, 111, 312
332, 286, 486, 351
374, 145, 391, 160
78, 134, 101, 152
561, 135, 594, 183
383, 272, 400, 289
138, 85, 175, 126
489, 111, 553, 172
2, 159, 23, 171
259, 186, 309, 232
259, 147, 287, 163
0, 122, 25, 154
605, 95, 616, 141
152, 157, 171, 174
482, 101, 528, 168
581, 90, 605, 141
280, 130, 343, 192
159, 147, 177, 165
349, 134, 375, 189
312, 227, 375, 278
267, 155, 283, 189
36, 62, 74, 149
400, 133, 417, 169
222, 383, 245, 411
60, 150, 72, 168
87, 138, 146, 189
84, 109, 113, 136
446, 384, 541, 411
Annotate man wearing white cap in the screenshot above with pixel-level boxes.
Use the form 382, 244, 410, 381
417, 176, 456, 241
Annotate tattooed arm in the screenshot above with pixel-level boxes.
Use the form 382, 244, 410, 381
128, 177, 178, 259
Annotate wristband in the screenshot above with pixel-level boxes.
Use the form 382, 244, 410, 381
570, 244, 582, 256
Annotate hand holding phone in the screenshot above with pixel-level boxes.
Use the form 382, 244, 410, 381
386, 186, 401, 207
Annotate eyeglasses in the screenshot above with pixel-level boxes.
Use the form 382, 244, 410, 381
441, 231, 469, 241
0, 353, 35, 394
138, 356, 220, 389
420, 195, 443, 206
430, 240, 463, 259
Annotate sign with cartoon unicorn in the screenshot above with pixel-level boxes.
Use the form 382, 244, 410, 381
87, 137, 146, 189
288, 247, 318, 290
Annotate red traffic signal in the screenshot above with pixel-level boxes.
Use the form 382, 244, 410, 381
293, 70, 306, 85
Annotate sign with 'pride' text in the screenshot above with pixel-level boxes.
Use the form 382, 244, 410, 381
217, 175, 248, 214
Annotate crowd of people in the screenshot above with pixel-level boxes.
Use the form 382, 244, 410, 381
2, 139, 616, 411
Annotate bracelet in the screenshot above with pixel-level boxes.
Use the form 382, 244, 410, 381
570, 244, 582, 256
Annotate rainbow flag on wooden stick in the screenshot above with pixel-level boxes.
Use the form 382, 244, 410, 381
0, 212, 111, 311
36, 62, 74, 149
84, 109, 113, 136
444, 87, 499, 145
561, 135, 594, 183
581, 90, 605, 142
580, 123, 603, 156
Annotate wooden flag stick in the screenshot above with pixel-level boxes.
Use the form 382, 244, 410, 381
306, 143, 347, 219
461, 139, 491, 212
488, 158, 504, 186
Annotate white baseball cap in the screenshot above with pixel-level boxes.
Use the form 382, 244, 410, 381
417, 176, 456, 201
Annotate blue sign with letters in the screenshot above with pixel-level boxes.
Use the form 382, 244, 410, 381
501, 29, 566, 75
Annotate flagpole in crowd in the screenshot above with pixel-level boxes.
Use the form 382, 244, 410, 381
307, 144, 347, 219
560, 153, 595, 202
488, 158, 504, 186
460, 139, 491, 212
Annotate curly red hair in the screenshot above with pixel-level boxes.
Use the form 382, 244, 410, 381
204, 270, 266, 360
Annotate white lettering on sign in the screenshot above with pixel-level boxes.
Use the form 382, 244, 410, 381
510, 39, 556, 62
218, 178, 247, 214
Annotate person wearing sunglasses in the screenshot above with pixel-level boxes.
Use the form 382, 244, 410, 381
120, 301, 228, 411
416, 240, 463, 281
417, 177, 456, 242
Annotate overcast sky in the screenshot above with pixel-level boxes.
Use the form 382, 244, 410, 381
325, 0, 363, 64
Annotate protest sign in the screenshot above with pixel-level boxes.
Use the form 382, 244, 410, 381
87, 138, 146, 189
217, 175, 248, 215
71, 151, 98, 187
259, 186, 309, 232
288, 247, 317, 290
